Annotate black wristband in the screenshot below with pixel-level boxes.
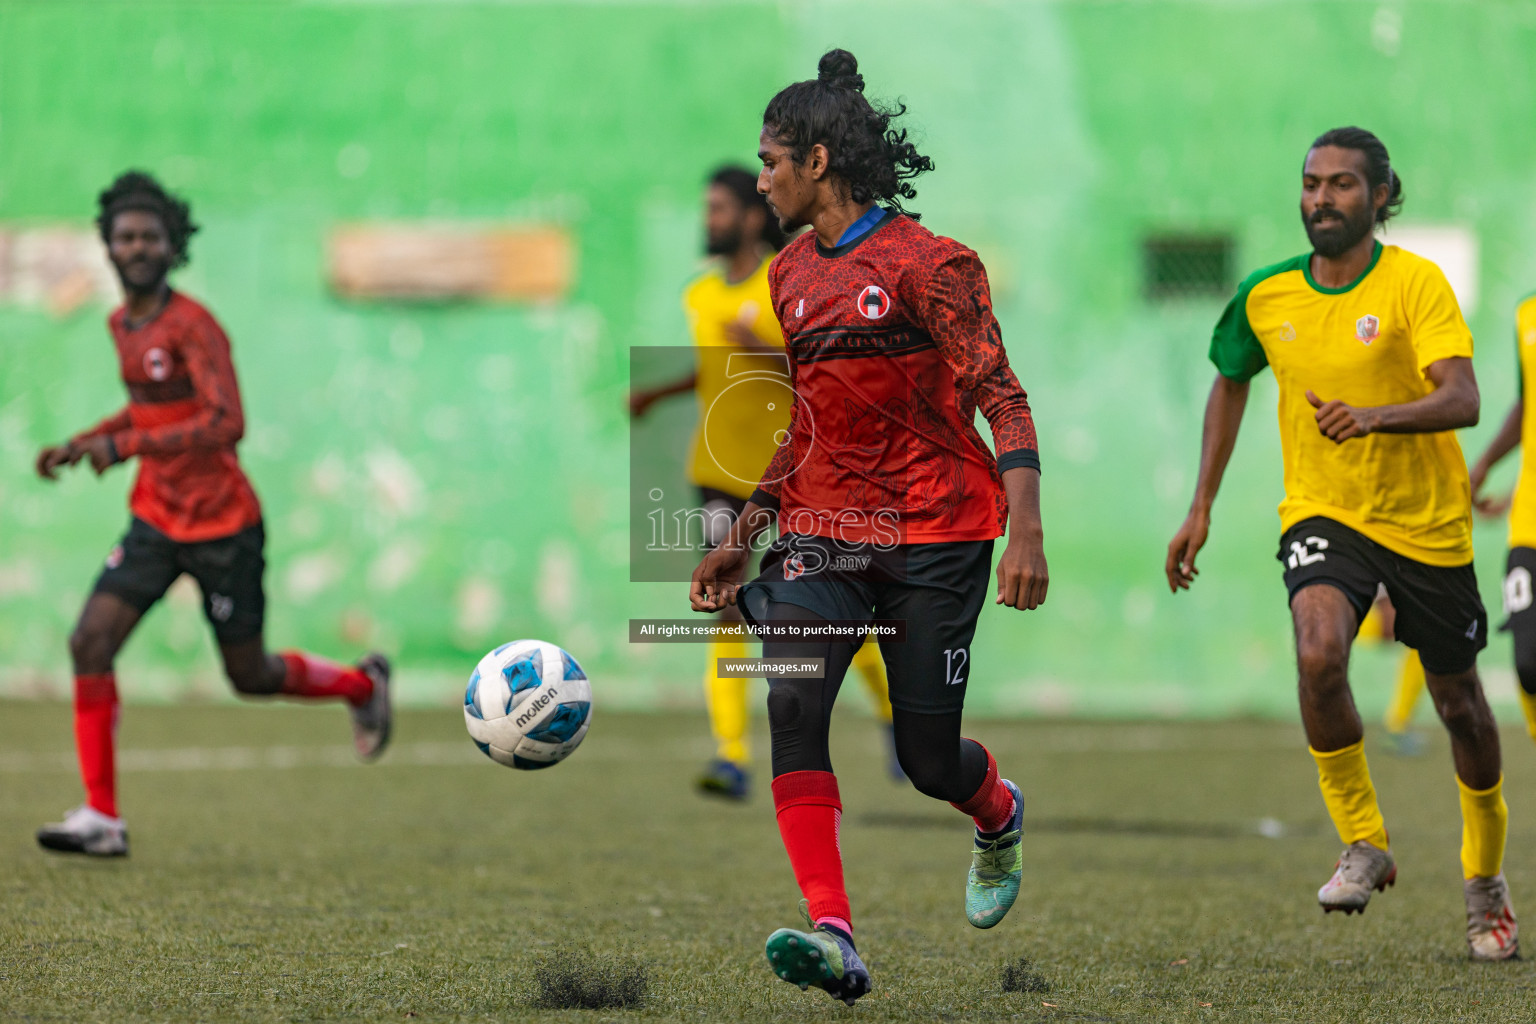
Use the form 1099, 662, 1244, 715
748, 487, 782, 512
996, 449, 1041, 474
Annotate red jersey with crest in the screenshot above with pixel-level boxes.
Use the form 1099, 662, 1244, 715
74, 291, 261, 543
752, 210, 1038, 544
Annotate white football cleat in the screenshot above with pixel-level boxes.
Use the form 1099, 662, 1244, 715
351, 653, 393, 761
36, 805, 128, 857
1465, 873, 1520, 961
1317, 841, 1395, 914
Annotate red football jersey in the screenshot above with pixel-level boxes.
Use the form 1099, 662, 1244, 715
75, 291, 262, 543
752, 211, 1038, 544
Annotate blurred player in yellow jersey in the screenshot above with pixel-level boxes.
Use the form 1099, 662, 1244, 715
630, 166, 897, 800
1464, 290, 1536, 745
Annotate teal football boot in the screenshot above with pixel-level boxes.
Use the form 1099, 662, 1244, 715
966, 779, 1024, 928
765, 901, 871, 1006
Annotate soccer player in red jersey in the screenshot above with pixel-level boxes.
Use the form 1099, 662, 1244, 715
689, 51, 1047, 1004
31, 172, 392, 857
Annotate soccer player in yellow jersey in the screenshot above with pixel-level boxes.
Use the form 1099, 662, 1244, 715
630, 166, 897, 799
1165, 127, 1517, 960
1464, 289, 1536, 744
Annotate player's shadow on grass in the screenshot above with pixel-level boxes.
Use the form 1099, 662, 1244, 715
857, 812, 1323, 839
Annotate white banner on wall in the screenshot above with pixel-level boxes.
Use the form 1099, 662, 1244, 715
1383, 223, 1479, 314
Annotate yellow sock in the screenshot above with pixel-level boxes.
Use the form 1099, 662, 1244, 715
704, 639, 750, 764
1359, 601, 1387, 641
1310, 741, 1389, 850
1458, 775, 1508, 879
1382, 649, 1426, 735
852, 635, 893, 725
1518, 690, 1536, 744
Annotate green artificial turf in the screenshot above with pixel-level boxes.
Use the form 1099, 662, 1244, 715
2, 700, 1534, 1022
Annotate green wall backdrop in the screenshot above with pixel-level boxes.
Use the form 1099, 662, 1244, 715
3, 1, 1535, 717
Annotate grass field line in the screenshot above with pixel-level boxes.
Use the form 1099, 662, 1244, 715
0, 722, 1306, 774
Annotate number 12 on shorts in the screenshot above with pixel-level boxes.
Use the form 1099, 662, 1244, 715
1287, 536, 1329, 569
943, 647, 968, 686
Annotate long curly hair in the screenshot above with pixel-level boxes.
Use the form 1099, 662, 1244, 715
96, 170, 199, 267
762, 49, 934, 219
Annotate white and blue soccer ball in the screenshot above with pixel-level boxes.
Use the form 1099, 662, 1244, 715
464, 639, 592, 769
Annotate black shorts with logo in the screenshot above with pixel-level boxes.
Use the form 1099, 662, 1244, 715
92, 517, 267, 644
737, 533, 994, 714
1278, 516, 1486, 675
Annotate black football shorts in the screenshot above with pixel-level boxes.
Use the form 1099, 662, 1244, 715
738, 533, 994, 714
1278, 516, 1486, 675
1500, 546, 1536, 693
92, 517, 267, 644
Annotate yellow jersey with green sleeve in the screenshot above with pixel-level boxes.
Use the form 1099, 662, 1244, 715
1506, 292, 1536, 549
1209, 242, 1475, 567
681, 255, 788, 500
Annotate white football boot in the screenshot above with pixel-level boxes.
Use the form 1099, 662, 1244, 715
351, 653, 393, 761
1464, 874, 1520, 961
1317, 841, 1395, 914
36, 805, 128, 857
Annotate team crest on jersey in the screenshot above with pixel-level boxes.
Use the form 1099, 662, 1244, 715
143, 347, 172, 381
1355, 315, 1380, 345
856, 285, 891, 320
1278, 321, 1297, 342
783, 552, 807, 580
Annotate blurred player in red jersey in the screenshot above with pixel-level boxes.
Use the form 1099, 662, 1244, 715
690, 51, 1047, 1004
31, 172, 392, 857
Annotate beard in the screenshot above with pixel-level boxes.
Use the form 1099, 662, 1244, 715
112, 255, 171, 296
705, 224, 744, 256
1303, 204, 1374, 259
764, 195, 806, 234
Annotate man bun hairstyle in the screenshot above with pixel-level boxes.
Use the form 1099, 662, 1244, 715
817, 48, 864, 92
1309, 126, 1404, 224
709, 164, 788, 251
96, 170, 199, 267
763, 48, 934, 219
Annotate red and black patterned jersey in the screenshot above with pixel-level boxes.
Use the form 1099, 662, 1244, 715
74, 291, 261, 543
752, 211, 1038, 544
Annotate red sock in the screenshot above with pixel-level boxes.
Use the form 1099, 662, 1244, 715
73, 673, 119, 818
280, 652, 372, 707
951, 741, 1015, 833
771, 771, 852, 931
